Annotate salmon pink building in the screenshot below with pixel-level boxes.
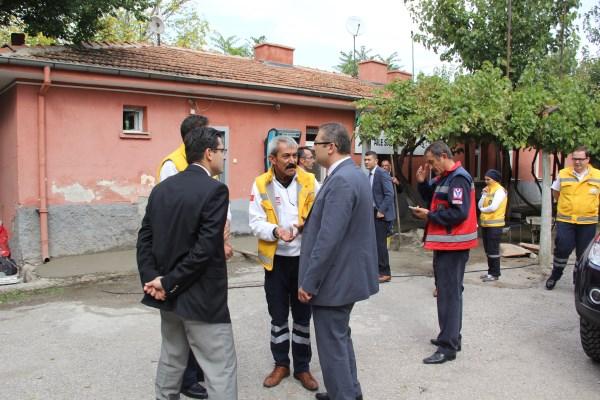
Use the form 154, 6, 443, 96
0, 40, 412, 264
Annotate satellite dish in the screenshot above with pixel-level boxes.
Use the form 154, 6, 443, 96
346, 16, 362, 37
148, 16, 165, 35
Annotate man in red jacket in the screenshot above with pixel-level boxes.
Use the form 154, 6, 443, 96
411, 141, 478, 365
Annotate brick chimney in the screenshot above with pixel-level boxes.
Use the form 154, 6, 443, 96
358, 60, 388, 84
11, 33, 26, 46
254, 43, 294, 65
387, 70, 413, 83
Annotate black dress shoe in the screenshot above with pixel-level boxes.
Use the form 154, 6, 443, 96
430, 338, 461, 351
315, 392, 363, 400
423, 351, 456, 364
545, 277, 557, 290
181, 382, 208, 399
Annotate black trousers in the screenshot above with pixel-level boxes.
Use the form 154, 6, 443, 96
181, 351, 204, 390
551, 221, 597, 280
374, 211, 391, 276
264, 255, 312, 373
481, 227, 502, 277
433, 249, 469, 356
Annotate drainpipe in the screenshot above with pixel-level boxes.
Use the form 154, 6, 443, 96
38, 66, 51, 262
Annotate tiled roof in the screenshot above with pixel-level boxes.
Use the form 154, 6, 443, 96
0, 42, 378, 99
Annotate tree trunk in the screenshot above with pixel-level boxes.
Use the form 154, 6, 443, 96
539, 151, 553, 267
391, 151, 402, 234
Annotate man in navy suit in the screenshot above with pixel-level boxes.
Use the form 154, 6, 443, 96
364, 151, 396, 283
299, 122, 379, 400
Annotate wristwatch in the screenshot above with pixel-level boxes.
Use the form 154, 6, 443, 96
272, 227, 279, 239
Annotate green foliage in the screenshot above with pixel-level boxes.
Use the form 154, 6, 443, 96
0, 17, 56, 45
435, 63, 512, 147
511, 65, 600, 155
406, 0, 580, 83
0, 0, 152, 43
583, 1, 600, 50
356, 73, 452, 148
211, 32, 252, 56
356, 61, 599, 159
336, 46, 402, 77
168, 7, 209, 50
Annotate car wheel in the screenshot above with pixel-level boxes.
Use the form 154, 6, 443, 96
580, 317, 600, 362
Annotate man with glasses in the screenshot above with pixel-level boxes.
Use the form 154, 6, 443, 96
297, 146, 316, 172
156, 115, 232, 399
298, 122, 379, 400
249, 136, 320, 392
138, 127, 238, 400
546, 146, 600, 290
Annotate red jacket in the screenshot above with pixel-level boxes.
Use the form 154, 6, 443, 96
418, 162, 478, 251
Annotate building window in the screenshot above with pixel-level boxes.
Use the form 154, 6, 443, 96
123, 107, 144, 132
305, 126, 319, 145
121, 106, 150, 139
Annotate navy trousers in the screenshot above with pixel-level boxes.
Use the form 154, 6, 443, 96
264, 255, 312, 373
433, 249, 469, 356
481, 227, 502, 277
551, 221, 597, 280
374, 211, 391, 276
181, 351, 204, 390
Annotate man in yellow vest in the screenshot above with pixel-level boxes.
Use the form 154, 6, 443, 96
546, 146, 600, 290
156, 114, 231, 399
249, 136, 320, 392
478, 169, 507, 282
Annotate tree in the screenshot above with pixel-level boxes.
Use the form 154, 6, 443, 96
583, 1, 600, 51
0, 17, 56, 46
166, 6, 209, 50
335, 46, 401, 77
406, 0, 580, 83
211, 32, 251, 57
0, 0, 151, 43
94, 0, 207, 47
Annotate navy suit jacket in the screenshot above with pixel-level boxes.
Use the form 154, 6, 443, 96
299, 158, 379, 306
371, 166, 396, 222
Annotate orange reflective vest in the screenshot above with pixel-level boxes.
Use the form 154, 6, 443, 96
424, 163, 478, 251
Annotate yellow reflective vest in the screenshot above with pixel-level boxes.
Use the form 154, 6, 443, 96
556, 166, 600, 224
254, 167, 316, 271
156, 144, 188, 182
479, 182, 507, 227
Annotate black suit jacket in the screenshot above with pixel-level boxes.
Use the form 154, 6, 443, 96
137, 164, 230, 323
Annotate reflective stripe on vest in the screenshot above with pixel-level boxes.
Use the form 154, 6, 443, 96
426, 232, 479, 242
556, 166, 600, 225
480, 219, 505, 227
254, 168, 316, 271
423, 163, 478, 251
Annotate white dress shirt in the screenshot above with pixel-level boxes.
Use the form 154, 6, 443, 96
161, 161, 232, 221
249, 173, 320, 257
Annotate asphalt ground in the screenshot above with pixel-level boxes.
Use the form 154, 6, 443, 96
1, 241, 600, 400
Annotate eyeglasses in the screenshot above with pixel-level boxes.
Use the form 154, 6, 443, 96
313, 141, 333, 146
212, 148, 228, 155
572, 157, 588, 162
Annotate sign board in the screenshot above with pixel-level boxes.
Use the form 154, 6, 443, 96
354, 132, 427, 156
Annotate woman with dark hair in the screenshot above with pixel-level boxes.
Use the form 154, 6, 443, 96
478, 169, 507, 282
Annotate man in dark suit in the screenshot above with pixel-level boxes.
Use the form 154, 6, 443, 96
298, 122, 379, 400
364, 151, 396, 283
137, 127, 238, 400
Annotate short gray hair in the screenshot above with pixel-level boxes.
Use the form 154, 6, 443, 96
267, 136, 298, 157
425, 141, 453, 160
